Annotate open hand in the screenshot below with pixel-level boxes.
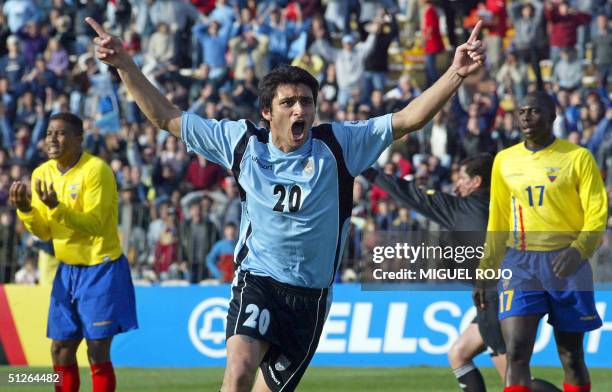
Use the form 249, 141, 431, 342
451, 20, 486, 78
552, 247, 582, 278
35, 179, 59, 209
9, 181, 32, 212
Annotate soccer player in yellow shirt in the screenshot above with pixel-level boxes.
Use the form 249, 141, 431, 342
475, 92, 608, 392
9, 112, 137, 392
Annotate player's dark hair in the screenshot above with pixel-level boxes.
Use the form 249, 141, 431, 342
459, 153, 494, 190
49, 112, 84, 137
258, 65, 319, 116
522, 92, 556, 123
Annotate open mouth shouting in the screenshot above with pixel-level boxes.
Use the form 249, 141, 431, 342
291, 120, 306, 141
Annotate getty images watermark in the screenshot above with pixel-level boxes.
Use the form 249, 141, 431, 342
370, 243, 512, 281
356, 230, 609, 291
356, 231, 512, 290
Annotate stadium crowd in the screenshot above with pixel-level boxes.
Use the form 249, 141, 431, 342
0, 0, 610, 285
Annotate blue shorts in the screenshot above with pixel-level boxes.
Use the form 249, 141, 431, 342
497, 248, 602, 332
47, 255, 138, 341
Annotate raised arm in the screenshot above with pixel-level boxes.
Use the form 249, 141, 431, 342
362, 168, 460, 229
86, 17, 182, 138
392, 21, 486, 140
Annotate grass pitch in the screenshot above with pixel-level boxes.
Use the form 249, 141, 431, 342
1, 366, 611, 391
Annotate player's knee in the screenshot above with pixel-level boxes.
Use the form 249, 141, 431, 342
225, 360, 259, 391
86, 340, 111, 364
51, 340, 78, 364
558, 348, 584, 371
448, 340, 472, 368
505, 345, 530, 367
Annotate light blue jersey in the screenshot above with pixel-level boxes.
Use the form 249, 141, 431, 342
181, 112, 393, 288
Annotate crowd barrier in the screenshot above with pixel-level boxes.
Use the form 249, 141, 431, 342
1, 284, 611, 367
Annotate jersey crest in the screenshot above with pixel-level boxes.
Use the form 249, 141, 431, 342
545, 167, 560, 183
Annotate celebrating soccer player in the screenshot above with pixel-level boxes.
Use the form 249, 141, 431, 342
9, 113, 137, 392
87, 16, 485, 392
476, 92, 608, 392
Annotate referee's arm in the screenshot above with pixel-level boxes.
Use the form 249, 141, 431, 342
362, 168, 459, 229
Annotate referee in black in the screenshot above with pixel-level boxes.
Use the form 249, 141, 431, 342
362, 153, 559, 392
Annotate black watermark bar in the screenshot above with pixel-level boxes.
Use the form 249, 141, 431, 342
357, 231, 612, 291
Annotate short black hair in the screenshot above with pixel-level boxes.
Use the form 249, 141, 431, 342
49, 112, 84, 137
522, 92, 556, 123
258, 66, 319, 114
459, 153, 494, 190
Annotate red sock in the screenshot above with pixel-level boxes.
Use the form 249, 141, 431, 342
53, 364, 80, 392
91, 362, 116, 392
564, 383, 591, 392
504, 386, 532, 392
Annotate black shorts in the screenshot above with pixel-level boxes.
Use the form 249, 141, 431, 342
473, 290, 506, 356
226, 270, 329, 392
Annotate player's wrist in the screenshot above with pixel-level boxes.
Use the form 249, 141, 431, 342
568, 244, 585, 260
448, 65, 467, 81
17, 205, 32, 213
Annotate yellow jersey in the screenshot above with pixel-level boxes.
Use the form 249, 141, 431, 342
17, 152, 122, 266
480, 138, 608, 269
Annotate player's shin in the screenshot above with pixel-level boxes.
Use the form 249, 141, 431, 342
91, 361, 116, 392
452, 362, 486, 392
54, 363, 80, 392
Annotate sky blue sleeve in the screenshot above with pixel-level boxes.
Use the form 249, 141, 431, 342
180, 112, 248, 169
331, 113, 394, 176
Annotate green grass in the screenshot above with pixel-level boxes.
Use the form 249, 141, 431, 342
0, 366, 611, 391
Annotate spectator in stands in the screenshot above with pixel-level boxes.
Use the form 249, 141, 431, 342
363, 8, 398, 102
291, 52, 325, 81
0, 35, 26, 89
192, 20, 232, 80
392, 206, 420, 231
545, 0, 592, 64
553, 48, 583, 91
335, 22, 379, 110
403, 0, 420, 48
508, 0, 545, 91
593, 14, 611, 87
44, 37, 69, 78
3, 0, 38, 34
206, 222, 237, 283
75, 0, 104, 54
420, 0, 445, 87
14, 257, 37, 284
496, 50, 528, 104
479, 0, 508, 73
308, 14, 336, 63
180, 197, 219, 283
228, 29, 269, 80
146, 22, 176, 68
153, 207, 179, 279
18, 21, 46, 70
258, 3, 305, 70
183, 154, 224, 192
